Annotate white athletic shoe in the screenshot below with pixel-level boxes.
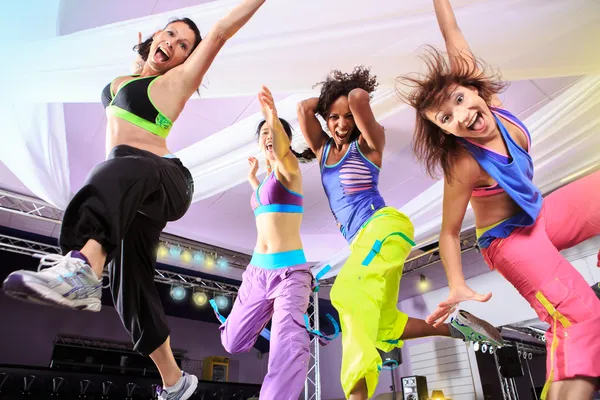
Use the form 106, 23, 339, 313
2, 251, 103, 312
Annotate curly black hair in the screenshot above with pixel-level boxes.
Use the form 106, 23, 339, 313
314, 66, 378, 117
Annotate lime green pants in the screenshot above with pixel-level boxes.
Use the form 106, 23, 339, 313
330, 207, 415, 399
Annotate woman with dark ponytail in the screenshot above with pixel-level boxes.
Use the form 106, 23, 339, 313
3, 2, 266, 399
212, 86, 314, 400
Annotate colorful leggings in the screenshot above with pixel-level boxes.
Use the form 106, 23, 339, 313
481, 170, 600, 395
329, 207, 415, 399
219, 250, 313, 400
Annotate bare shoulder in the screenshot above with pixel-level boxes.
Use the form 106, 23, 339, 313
450, 151, 481, 188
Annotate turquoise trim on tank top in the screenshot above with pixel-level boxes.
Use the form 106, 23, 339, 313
162, 153, 177, 159
253, 204, 303, 216
250, 249, 307, 269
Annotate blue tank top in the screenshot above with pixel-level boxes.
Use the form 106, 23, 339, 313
460, 107, 542, 248
320, 138, 386, 243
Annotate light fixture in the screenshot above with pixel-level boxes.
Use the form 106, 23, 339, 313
431, 389, 446, 400
215, 295, 229, 309
473, 342, 480, 352
193, 251, 205, 264
481, 343, 488, 353
217, 257, 229, 270
170, 285, 187, 301
418, 274, 430, 292
204, 255, 215, 269
489, 346, 494, 354
169, 246, 182, 258
157, 244, 169, 259
192, 291, 208, 307
181, 249, 192, 263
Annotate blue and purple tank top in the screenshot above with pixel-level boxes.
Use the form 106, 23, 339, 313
320, 138, 386, 243
461, 107, 542, 248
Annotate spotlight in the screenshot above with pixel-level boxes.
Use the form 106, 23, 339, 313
528, 352, 532, 360
193, 291, 208, 307
418, 274, 430, 292
215, 295, 229, 309
523, 351, 528, 359
169, 246, 182, 258
481, 343, 488, 353
181, 249, 192, 263
204, 255, 215, 269
217, 257, 229, 270
489, 346, 494, 354
193, 251, 205, 264
473, 342, 480, 352
170, 286, 187, 301
157, 244, 169, 259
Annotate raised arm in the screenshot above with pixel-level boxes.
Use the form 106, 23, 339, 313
427, 156, 492, 326
176, 0, 266, 99
348, 88, 385, 152
258, 86, 300, 181
433, 0, 501, 105
297, 98, 328, 158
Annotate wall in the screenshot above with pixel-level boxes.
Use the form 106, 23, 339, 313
0, 293, 268, 385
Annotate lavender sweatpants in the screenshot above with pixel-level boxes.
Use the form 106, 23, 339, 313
220, 263, 313, 400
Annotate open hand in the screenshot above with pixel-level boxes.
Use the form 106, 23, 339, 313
258, 85, 283, 133
248, 157, 259, 178
425, 284, 492, 327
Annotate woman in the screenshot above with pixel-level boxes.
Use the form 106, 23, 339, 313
3, 2, 265, 399
297, 67, 502, 400
212, 86, 314, 400
400, 1, 600, 399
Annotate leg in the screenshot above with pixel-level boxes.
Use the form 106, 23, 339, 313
483, 212, 600, 399
260, 268, 312, 400
548, 377, 598, 400
543, 170, 600, 251
330, 210, 415, 400
220, 266, 273, 354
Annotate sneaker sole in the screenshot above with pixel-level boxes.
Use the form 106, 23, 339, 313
3, 274, 101, 312
180, 377, 198, 400
459, 312, 504, 346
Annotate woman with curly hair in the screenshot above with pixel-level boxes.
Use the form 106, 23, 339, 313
297, 67, 502, 400
399, 1, 600, 399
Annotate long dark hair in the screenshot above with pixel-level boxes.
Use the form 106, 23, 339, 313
314, 66, 379, 143
256, 119, 316, 162
134, 18, 202, 61
396, 46, 507, 182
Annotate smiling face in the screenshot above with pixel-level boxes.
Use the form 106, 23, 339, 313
258, 123, 275, 162
326, 96, 357, 146
424, 84, 495, 139
146, 21, 195, 73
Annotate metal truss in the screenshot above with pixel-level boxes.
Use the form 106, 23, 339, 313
0, 189, 252, 270
0, 189, 63, 223
403, 230, 478, 274
154, 269, 240, 297
0, 233, 61, 257
304, 291, 321, 400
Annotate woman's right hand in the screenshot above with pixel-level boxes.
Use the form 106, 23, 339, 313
426, 284, 492, 327
248, 156, 259, 178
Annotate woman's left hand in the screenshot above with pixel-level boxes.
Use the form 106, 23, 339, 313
258, 85, 282, 131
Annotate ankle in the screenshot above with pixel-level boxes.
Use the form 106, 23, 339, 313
163, 370, 183, 388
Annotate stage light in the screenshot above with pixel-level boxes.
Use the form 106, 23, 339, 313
431, 390, 446, 400
217, 257, 229, 270
193, 291, 208, 307
481, 343, 488, 353
204, 255, 215, 269
193, 251, 205, 264
215, 295, 229, 309
528, 352, 532, 360
473, 342, 480, 352
157, 244, 169, 259
489, 346, 494, 354
418, 274, 430, 292
170, 286, 187, 301
181, 249, 192, 263
169, 246, 182, 258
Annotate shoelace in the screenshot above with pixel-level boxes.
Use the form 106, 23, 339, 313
37, 253, 108, 288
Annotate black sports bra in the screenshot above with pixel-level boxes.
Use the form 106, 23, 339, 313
101, 75, 173, 138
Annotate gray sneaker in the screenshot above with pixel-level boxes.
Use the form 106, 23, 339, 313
2, 251, 102, 312
158, 372, 198, 400
450, 310, 504, 347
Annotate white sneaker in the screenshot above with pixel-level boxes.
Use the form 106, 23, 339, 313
2, 251, 103, 312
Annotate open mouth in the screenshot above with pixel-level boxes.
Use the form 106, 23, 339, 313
467, 112, 486, 132
154, 46, 171, 63
336, 131, 349, 140
266, 143, 273, 152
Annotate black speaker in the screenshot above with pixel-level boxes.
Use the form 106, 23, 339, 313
496, 346, 524, 378
401, 375, 428, 400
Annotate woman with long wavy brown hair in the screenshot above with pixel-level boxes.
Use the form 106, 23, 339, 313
399, 1, 600, 399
